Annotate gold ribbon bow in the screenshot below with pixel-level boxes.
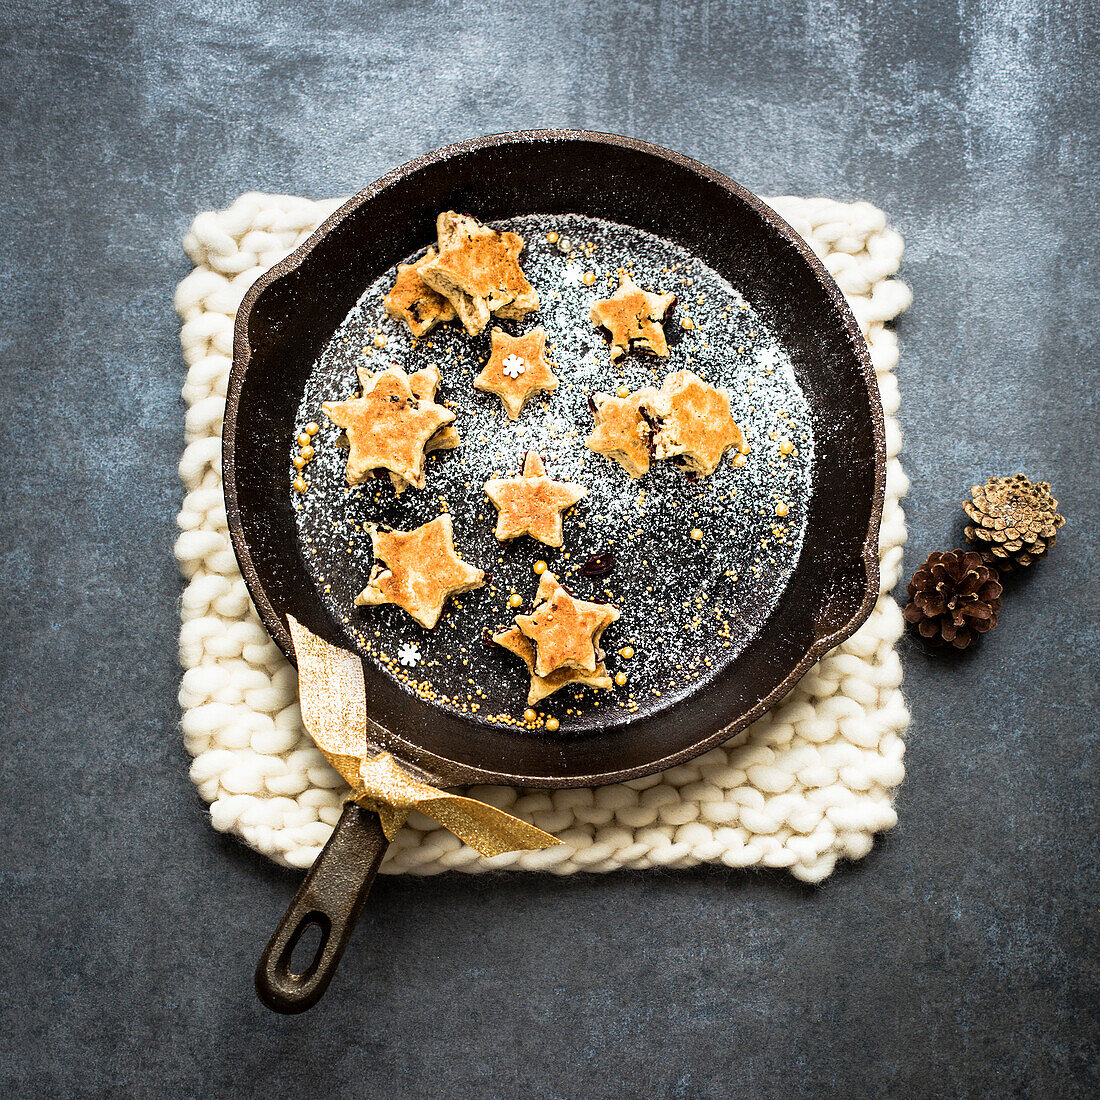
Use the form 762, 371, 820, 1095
287, 616, 560, 858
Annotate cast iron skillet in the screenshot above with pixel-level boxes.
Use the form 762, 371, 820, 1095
225, 130, 885, 1013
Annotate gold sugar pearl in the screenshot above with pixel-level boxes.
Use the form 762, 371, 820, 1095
305, 422, 320, 435
583, 271, 596, 285
292, 476, 308, 493
546, 231, 559, 244
732, 453, 747, 468
614, 672, 628, 687
775, 501, 789, 517
300, 445, 314, 462
293, 455, 307, 470
619, 645, 635, 659
523, 708, 537, 723
297, 432, 311, 446
740, 442, 751, 455
779, 439, 794, 455
545, 717, 560, 732
681, 317, 695, 330
373, 334, 387, 348
616, 386, 630, 398
533, 560, 548, 574
508, 593, 523, 608
690, 528, 703, 541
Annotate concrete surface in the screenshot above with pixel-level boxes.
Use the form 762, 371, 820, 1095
1, 1, 1096, 1097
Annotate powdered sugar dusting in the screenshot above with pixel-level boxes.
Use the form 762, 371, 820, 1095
293, 214, 814, 734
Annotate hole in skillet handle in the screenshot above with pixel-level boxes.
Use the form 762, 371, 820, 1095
286, 915, 329, 979
255, 801, 390, 1013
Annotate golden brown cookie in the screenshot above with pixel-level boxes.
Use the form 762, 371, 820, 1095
383, 247, 457, 337
473, 327, 559, 420
491, 625, 613, 705
354, 514, 486, 629
589, 273, 676, 361
484, 452, 586, 548
514, 572, 619, 677
322, 365, 456, 492
642, 370, 744, 477
419, 212, 539, 336
585, 387, 659, 478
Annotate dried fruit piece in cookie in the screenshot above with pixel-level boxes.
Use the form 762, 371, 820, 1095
642, 370, 744, 478
419, 212, 539, 336
514, 572, 619, 677
473, 327, 559, 420
585, 387, 659, 478
354, 514, 486, 629
383, 247, 457, 337
589, 273, 676, 361
484, 452, 586, 548
492, 625, 612, 706
322, 365, 455, 492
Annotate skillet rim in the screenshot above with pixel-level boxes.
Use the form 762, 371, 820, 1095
224, 128, 886, 788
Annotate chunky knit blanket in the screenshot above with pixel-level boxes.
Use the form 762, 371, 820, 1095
176, 192, 911, 883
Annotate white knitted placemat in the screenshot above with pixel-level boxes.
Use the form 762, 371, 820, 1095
176, 191, 912, 883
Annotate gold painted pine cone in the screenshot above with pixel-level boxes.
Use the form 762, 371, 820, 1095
963, 474, 1065, 570
903, 550, 1003, 650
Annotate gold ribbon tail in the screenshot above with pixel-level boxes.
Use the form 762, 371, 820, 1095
353, 752, 560, 857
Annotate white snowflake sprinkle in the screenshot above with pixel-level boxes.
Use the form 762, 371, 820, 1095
397, 643, 421, 667
502, 354, 526, 379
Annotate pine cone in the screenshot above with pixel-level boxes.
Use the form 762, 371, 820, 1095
903, 550, 1002, 650
963, 474, 1065, 570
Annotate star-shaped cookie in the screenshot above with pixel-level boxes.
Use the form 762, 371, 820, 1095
383, 247, 457, 337
419, 211, 540, 336
473, 327, 559, 420
514, 572, 620, 677
585, 387, 659, 478
589, 273, 677, 361
354, 514, 486, 629
491, 625, 613, 705
484, 452, 586, 548
322, 365, 456, 492
642, 370, 744, 477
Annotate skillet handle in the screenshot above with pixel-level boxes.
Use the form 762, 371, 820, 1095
256, 801, 389, 1013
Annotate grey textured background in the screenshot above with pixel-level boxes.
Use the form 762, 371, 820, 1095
1, 1, 1097, 1097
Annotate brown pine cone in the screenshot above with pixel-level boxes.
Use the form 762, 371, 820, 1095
903, 550, 1003, 650
963, 474, 1065, 570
